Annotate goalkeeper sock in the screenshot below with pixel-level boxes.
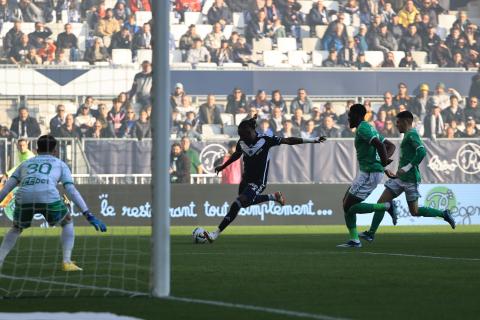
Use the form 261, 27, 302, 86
218, 201, 241, 232
347, 202, 390, 215
418, 207, 444, 218
0, 227, 22, 263
252, 194, 272, 205
61, 222, 75, 263
369, 210, 386, 234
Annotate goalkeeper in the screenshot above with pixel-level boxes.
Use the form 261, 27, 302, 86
0, 135, 107, 272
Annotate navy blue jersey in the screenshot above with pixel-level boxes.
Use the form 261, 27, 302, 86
236, 134, 282, 185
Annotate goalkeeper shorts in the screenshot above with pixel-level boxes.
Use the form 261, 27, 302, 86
13, 200, 69, 229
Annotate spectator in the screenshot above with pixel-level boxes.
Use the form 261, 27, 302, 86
263, 0, 280, 23
301, 120, 318, 139
322, 23, 346, 52
431, 40, 451, 67
322, 48, 342, 67
447, 51, 466, 68
291, 108, 306, 132
170, 143, 190, 184
411, 83, 430, 120
354, 52, 372, 69
8, 34, 30, 64
446, 120, 463, 138
181, 136, 203, 174
318, 116, 340, 137
130, 0, 151, 13
311, 106, 323, 125
134, 109, 151, 140
198, 94, 222, 125
469, 68, 480, 100
38, 37, 56, 63
245, 106, 258, 120
177, 120, 202, 141
373, 23, 398, 53
342, 125, 356, 137
132, 22, 152, 56
226, 87, 247, 114
394, 82, 412, 110
175, 0, 201, 22
28, 22, 52, 49
340, 37, 357, 67
399, 24, 422, 52
424, 105, 445, 139
343, 0, 360, 27
124, 14, 140, 35
96, 8, 120, 47
442, 95, 465, 125
113, 1, 130, 22
176, 95, 196, 118
170, 82, 186, 109
129, 60, 152, 107
320, 102, 338, 122
290, 88, 313, 114
219, 141, 242, 184
381, 118, 399, 137
87, 119, 113, 138
232, 35, 254, 65
354, 23, 368, 53
269, 106, 284, 134
10, 107, 40, 138
258, 119, 273, 136
205, 22, 226, 55
186, 38, 211, 64
279, 120, 299, 137
374, 110, 387, 132
207, 0, 232, 25
465, 96, 480, 123
453, 11, 470, 32
246, 10, 272, 44
381, 51, 396, 67
423, 25, 441, 62
249, 89, 271, 116
428, 83, 461, 110
109, 26, 132, 54
0, 0, 22, 23
58, 113, 81, 138
56, 23, 79, 61
77, 95, 98, 117
270, 89, 287, 114
389, 14, 405, 41
379, 91, 397, 118
179, 24, 200, 56
118, 108, 137, 138
419, 0, 443, 27
51, 49, 69, 65
18, 0, 45, 23
464, 117, 479, 137
398, 0, 419, 28
215, 39, 234, 64
308, 0, 329, 35
364, 100, 376, 122
445, 27, 462, 52
337, 100, 355, 126
49, 104, 66, 136
380, 2, 396, 25
75, 104, 96, 136
84, 37, 109, 64
107, 98, 126, 137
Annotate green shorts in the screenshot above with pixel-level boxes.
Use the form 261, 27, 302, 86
13, 200, 69, 229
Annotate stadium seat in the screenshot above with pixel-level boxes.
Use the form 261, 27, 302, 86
233, 12, 245, 30
438, 14, 457, 29
419, 64, 439, 69
312, 50, 328, 66
171, 24, 189, 41
392, 51, 406, 66
70, 61, 90, 67
436, 27, 448, 39
170, 62, 192, 69
220, 113, 234, 125
223, 125, 238, 137
263, 50, 286, 66
112, 49, 133, 65
221, 63, 244, 69
184, 12, 203, 25
288, 50, 310, 66
365, 51, 385, 67
170, 12, 180, 24
169, 50, 183, 63
138, 49, 153, 63
136, 11, 152, 26
315, 25, 328, 39
302, 38, 321, 52
235, 113, 247, 125
300, 26, 311, 38
222, 25, 234, 39
324, 1, 340, 12
202, 124, 222, 136
277, 38, 297, 52
253, 38, 273, 52
94, 61, 110, 66
195, 24, 213, 39
0, 22, 12, 37
411, 51, 427, 66
298, 1, 312, 14
202, 0, 214, 15
195, 62, 218, 69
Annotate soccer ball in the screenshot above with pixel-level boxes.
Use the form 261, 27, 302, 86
192, 227, 208, 244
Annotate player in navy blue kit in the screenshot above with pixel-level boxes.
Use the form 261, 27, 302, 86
204, 116, 326, 242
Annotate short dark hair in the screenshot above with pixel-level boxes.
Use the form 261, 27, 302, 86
397, 110, 414, 123
350, 104, 367, 117
238, 117, 256, 131
37, 135, 57, 153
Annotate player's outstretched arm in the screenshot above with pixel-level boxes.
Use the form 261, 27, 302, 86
383, 139, 396, 159
371, 137, 391, 167
280, 136, 327, 145
215, 150, 242, 174
0, 177, 19, 203
64, 183, 107, 232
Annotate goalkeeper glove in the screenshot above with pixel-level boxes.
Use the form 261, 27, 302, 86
84, 211, 107, 232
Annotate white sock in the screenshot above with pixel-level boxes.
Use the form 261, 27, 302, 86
384, 202, 391, 210
61, 223, 75, 263
0, 227, 22, 263
213, 228, 221, 239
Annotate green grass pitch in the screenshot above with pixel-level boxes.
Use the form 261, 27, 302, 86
1, 225, 479, 320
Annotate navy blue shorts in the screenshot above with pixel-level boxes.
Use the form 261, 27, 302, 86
238, 180, 266, 205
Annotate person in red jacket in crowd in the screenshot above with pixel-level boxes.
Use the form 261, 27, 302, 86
130, 0, 151, 13
220, 141, 242, 185
175, 0, 201, 22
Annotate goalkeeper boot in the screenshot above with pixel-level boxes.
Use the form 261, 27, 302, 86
62, 262, 83, 272
387, 200, 399, 226
359, 231, 375, 242
274, 191, 286, 206
443, 210, 456, 229
336, 240, 362, 248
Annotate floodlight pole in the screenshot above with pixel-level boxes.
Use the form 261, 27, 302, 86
152, 0, 170, 297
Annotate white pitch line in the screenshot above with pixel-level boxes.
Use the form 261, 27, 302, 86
361, 252, 480, 262
166, 296, 351, 320
0, 274, 149, 297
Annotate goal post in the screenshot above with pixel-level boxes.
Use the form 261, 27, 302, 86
151, 0, 171, 298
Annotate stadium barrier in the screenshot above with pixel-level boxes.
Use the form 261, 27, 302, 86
0, 184, 477, 227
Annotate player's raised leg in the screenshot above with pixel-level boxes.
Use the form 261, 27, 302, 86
359, 188, 398, 242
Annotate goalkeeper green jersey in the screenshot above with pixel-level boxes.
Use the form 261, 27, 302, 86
398, 128, 424, 183
354, 121, 385, 173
